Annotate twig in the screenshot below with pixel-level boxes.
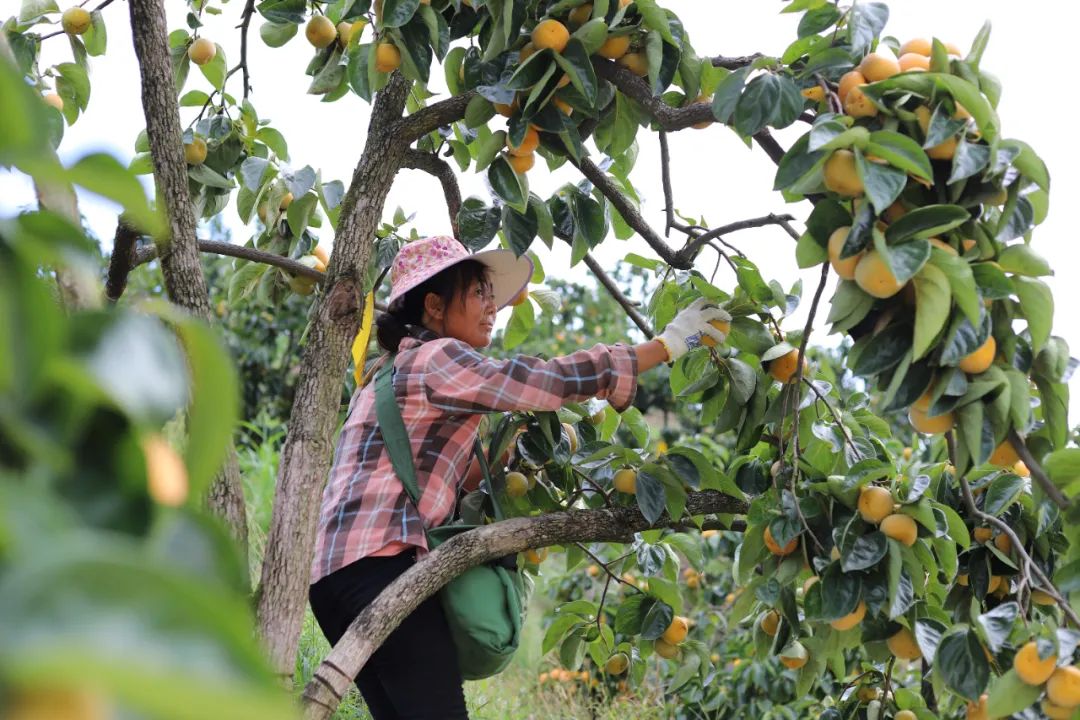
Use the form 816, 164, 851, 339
782, 261, 830, 554
582, 253, 653, 339
233, 0, 257, 100
1009, 428, 1069, 509
947, 432, 1080, 628
402, 148, 462, 239
673, 213, 796, 266
659, 131, 674, 237
802, 377, 858, 457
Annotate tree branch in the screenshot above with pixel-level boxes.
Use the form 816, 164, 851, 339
592, 59, 713, 132
300, 490, 746, 719
1009, 428, 1069, 509
947, 432, 1080, 627
230, 0, 257, 100
104, 221, 141, 302
553, 229, 654, 338
568, 155, 684, 268
659, 131, 674, 237
673, 213, 796, 266
402, 148, 462, 239
709, 54, 762, 69
583, 253, 653, 339
391, 90, 477, 147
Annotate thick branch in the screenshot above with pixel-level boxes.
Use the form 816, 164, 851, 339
391, 90, 476, 146
254, 72, 412, 680
104, 221, 141, 302
301, 491, 746, 719
1009, 428, 1069, 509
134, 239, 325, 280
592, 59, 713, 132
402, 149, 462, 238
569, 155, 684, 268
709, 54, 762, 69
128, 0, 248, 554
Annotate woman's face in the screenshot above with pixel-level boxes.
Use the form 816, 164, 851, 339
439, 278, 497, 349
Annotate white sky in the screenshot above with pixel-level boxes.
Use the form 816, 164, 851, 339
3, 0, 1079, 415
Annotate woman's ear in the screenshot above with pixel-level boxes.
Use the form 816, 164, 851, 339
423, 291, 444, 321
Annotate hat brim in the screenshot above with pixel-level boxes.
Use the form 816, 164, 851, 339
472, 248, 534, 310
386, 248, 534, 311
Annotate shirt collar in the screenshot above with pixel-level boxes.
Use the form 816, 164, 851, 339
399, 325, 441, 350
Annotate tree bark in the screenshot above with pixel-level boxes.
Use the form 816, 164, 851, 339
254, 73, 413, 680
301, 490, 747, 718
127, 0, 248, 555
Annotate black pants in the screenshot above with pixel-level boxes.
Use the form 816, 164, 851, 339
309, 551, 469, 720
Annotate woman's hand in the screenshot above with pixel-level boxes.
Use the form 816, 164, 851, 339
655, 298, 731, 362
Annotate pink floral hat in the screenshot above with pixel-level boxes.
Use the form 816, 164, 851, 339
387, 235, 534, 311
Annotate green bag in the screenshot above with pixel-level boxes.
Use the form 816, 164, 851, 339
374, 359, 530, 680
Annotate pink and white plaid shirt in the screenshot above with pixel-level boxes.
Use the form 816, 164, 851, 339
310, 329, 639, 584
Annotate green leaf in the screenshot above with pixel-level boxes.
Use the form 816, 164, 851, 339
259, 21, 298, 47
1014, 277, 1053, 355
912, 263, 951, 360
820, 562, 860, 621
796, 232, 827, 268
998, 244, 1051, 277
930, 250, 980, 325
464, 95, 495, 129
855, 147, 906, 214
380, 0, 420, 28
734, 73, 780, 137
65, 153, 163, 236
636, 468, 665, 524
983, 474, 1024, 516
936, 629, 990, 701
878, 237, 930, 285
884, 204, 969, 243
503, 295, 535, 350
173, 319, 239, 497
866, 130, 933, 181
0, 543, 293, 720
187, 164, 232, 190
1002, 139, 1050, 192
488, 155, 527, 213
985, 669, 1043, 718
846, 1, 888, 54
1044, 449, 1080, 491
947, 139, 990, 184
552, 38, 598, 105
198, 43, 228, 90
286, 192, 317, 236
711, 66, 750, 124
83, 10, 108, 56
56, 62, 90, 111
633, 0, 674, 43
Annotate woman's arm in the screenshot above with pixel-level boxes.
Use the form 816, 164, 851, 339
633, 339, 670, 374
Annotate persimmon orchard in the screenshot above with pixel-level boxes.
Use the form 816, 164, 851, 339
1, 0, 1077, 719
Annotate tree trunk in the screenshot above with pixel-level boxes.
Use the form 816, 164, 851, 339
254, 74, 412, 679
301, 490, 748, 718
127, 0, 248, 556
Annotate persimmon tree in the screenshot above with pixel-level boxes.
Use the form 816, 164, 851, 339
2, 0, 1078, 719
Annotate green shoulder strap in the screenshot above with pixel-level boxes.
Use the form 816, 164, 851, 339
374, 355, 506, 521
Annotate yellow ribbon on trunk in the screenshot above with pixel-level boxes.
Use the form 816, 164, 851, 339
351, 292, 375, 386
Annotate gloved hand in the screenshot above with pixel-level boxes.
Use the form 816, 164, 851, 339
656, 297, 731, 362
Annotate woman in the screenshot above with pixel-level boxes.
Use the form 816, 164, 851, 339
309, 235, 729, 719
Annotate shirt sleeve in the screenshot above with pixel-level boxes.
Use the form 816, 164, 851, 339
422, 339, 639, 415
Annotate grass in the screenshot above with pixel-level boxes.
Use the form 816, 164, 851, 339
237, 426, 669, 719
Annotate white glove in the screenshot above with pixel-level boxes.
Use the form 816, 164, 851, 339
656, 297, 731, 362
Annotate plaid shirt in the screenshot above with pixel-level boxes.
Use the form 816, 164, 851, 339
310, 329, 639, 584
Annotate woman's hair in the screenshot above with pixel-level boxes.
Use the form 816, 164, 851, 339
376, 259, 491, 353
